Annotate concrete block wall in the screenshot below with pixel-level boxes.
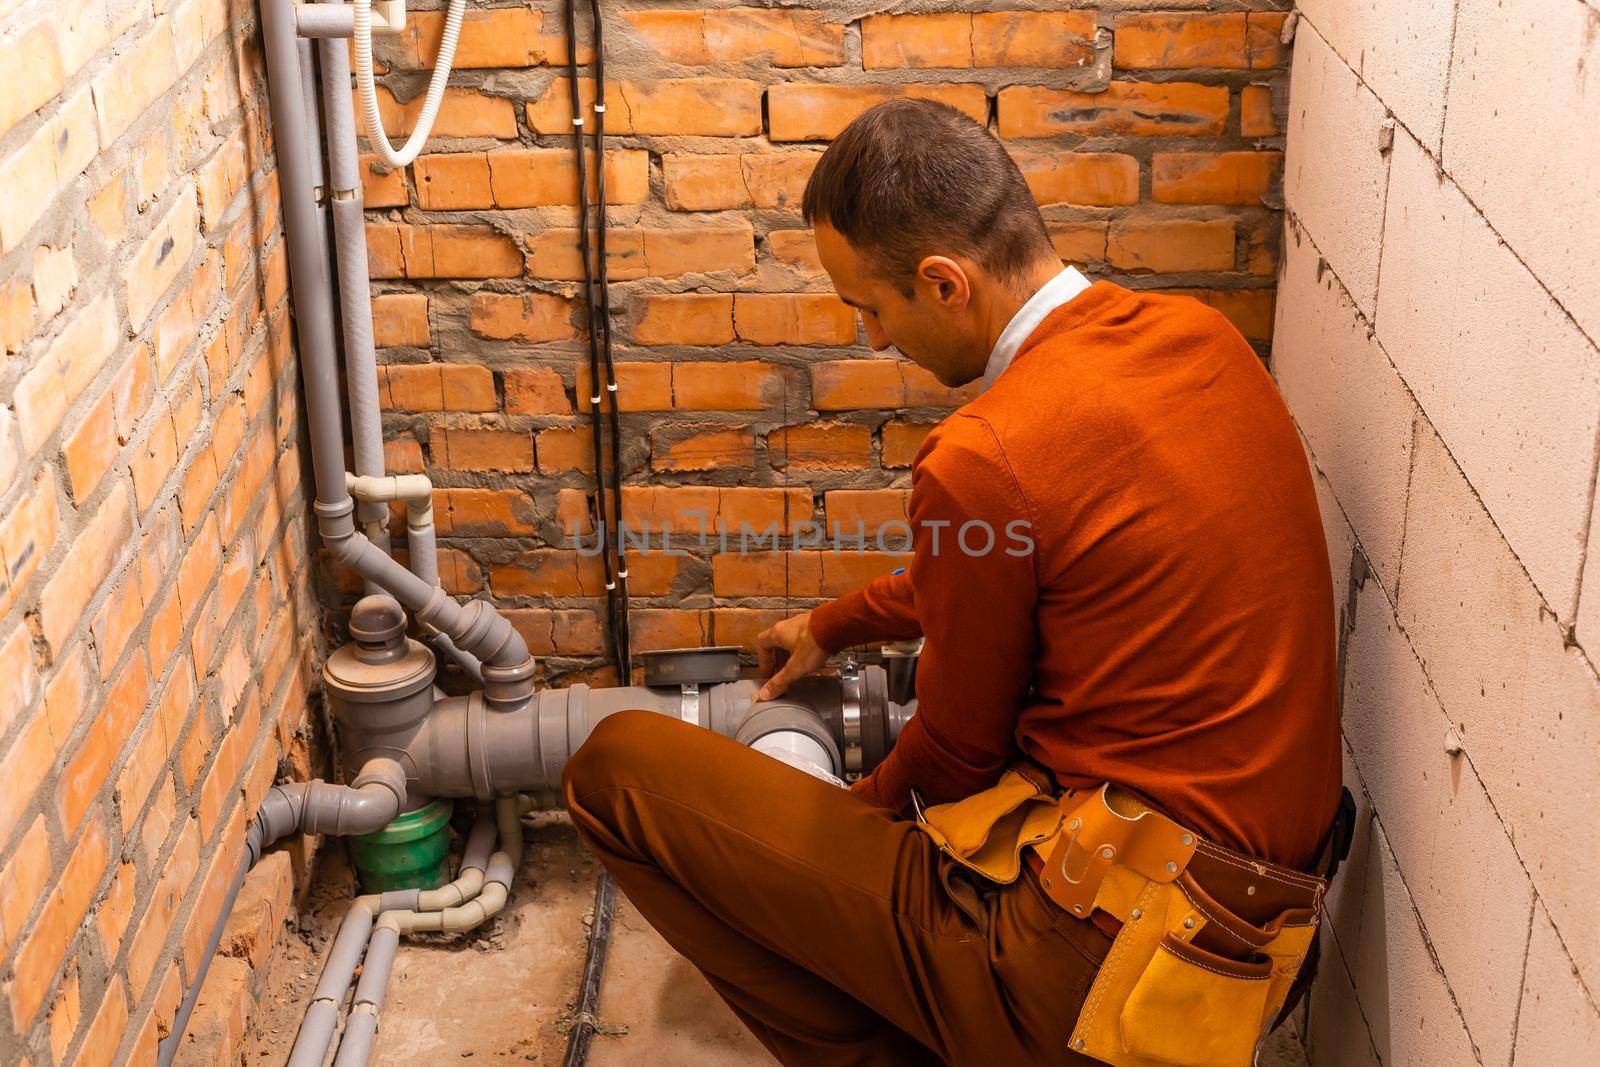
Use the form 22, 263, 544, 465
0, 1, 319, 1065
1273, 1, 1600, 1062
358, 0, 1294, 684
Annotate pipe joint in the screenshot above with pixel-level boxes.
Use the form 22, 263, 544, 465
484, 852, 515, 888
295, 1, 405, 38
347, 472, 433, 504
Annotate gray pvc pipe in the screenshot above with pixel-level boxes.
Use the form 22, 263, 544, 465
331, 919, 401, 1067
297, 38, 333, 275
154, 824, 259, 1067
286, 902, 375, 1067
391, 679, 858, 799
328, 198, 387, 534
319, 13, 389, 588
260, 0, 534, 702
256, 758, 406, 840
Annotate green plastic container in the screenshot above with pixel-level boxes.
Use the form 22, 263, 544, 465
349, 798, 453, 893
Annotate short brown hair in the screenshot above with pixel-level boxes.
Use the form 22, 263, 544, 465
802, 99, 1053, 293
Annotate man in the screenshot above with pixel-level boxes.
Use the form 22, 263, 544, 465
564, 101, 1341, 1065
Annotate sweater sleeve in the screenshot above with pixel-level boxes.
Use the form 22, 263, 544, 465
809, 570, 920, 653
849, 416, 1039, 813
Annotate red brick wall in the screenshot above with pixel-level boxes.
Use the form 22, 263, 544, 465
0, 2, 318, 1064
363, 1, 1288, 684
0, 1, 1289, 1062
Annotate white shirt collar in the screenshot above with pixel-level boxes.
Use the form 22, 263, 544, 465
979, 266, 1092, 391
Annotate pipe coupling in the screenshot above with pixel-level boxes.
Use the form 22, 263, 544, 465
314, 499, 363, 566
346, 471, 433, 503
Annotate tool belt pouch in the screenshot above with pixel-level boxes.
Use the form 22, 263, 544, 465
1039, 786, 1323, 1067
912, 765, 1061, 884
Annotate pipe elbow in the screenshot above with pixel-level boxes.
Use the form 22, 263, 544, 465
256, 783, 310, 850
315, 500, 367, 569
298, 758, 406, 837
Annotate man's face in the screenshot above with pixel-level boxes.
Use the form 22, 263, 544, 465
814, 224, 986, 387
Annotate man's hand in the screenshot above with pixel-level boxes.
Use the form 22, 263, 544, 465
755, 612, 829, 701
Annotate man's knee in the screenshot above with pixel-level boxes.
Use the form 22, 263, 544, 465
561, 709, 684, 807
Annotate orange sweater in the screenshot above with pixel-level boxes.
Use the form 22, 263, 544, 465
810, 283, 1341, 870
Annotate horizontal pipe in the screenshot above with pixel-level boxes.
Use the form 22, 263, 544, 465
286, 902, 375, 1067
348, 472, 433, 503
295, 1, 406, 38
257, 758, 406, 841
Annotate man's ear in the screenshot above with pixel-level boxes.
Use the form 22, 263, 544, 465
914, 255, 971, 310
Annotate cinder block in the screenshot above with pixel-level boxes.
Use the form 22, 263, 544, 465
1397, 423, 1600, 994
1348, 824, 1479, 1067
1340, 576, 1533, 1065
1294, 0, 1456, 151
1283, 24, 1391, 316
1444, 0, 1600, 343
1579, 497, 1600, 656
1512, 902, 1600, 1065
1377, 131, 1599, 617
1303, 931, 1380, 1067
1273, 231, 1414, 591
1322, 740, 1372, 954
1308, 464, 1354, 633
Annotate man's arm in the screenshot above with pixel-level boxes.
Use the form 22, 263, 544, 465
850, 416, 1039, 813
809, 569, 920, 652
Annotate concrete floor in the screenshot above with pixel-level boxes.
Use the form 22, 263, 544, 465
246, 811, 767, 1065
247, 810, 1310, 1067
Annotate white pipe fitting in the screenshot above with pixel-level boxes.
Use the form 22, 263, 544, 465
295, 1, 406, 38
347, 471, 435, 532
751, 731, 846, 787
347, 472, 433, 503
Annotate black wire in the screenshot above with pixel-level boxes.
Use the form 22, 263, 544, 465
563, 0, 619, 669
588, 0, 632, 675
563, 7, 625, 1066
562, 872, 618, 1067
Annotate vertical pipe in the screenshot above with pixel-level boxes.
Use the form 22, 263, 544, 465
260, 0, 353, 509
298, 38, 333, 275
319, 16, 393, 577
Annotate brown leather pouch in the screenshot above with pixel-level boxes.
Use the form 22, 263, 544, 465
913, 765, 1062, 884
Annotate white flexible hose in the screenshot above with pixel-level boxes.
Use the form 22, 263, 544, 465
353, 0, 467, 168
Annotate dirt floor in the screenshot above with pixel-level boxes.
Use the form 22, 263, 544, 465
245, 810, 1310, 1066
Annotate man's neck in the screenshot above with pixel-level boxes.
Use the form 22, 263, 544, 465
979, 259, 1069, 357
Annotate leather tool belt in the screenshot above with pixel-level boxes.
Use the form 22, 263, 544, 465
914, 768, 1345, 1067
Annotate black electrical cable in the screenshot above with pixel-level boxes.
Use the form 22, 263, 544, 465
589, 0, 632, 673
562, 5, 624, 1065
562, 0, 620, 670
563, 868, 618, 1067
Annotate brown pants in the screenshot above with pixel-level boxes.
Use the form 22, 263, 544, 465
563, 712, 1111, 1066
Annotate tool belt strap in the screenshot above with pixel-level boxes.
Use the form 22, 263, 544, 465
1032, 784, 1326, 929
